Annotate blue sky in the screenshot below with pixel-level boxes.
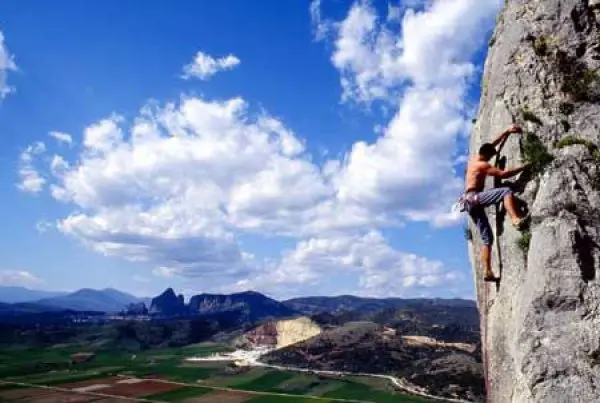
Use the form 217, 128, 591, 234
0, 0, 502, 300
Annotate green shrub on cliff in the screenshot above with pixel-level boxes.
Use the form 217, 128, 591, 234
522, 132, 553, 174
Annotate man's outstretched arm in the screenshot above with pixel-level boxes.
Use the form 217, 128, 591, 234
485, 163, 530, 179
490, 124, 522, 147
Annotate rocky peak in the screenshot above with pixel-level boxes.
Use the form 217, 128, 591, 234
149, 287, 186, 316
469, 1, 600, 402
188, 291, 296, 319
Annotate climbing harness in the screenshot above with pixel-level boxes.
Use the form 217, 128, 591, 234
452, 191, 481, 213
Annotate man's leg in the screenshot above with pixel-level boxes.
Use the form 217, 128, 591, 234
469, 207, 497, 281
503, 192, 529, 228
481, 244, 494, 280
478, 187, 529, 229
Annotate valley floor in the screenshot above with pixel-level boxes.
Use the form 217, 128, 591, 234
0, 343, 431, 403
187, 349, 469, 403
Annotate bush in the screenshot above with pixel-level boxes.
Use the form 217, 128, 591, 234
516, 231, 532, 252
559, 102, 575, 115
520, 108, 543, 125
522, 132, 554, 174
532, 36, 548, 56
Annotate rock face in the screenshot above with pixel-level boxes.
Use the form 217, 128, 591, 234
242, 316, 322, 349
124, 302, 148, 316
468, 1, 600, 402
189, 291, 296, 320
149, 288, 186, 316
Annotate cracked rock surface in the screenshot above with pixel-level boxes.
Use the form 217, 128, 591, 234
468, 0, 600, 402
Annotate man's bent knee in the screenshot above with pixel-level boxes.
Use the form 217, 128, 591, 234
500, 187, 513, 197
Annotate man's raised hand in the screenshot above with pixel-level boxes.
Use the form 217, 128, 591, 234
506, 124, 522, 134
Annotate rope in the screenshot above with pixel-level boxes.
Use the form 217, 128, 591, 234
482, 284, 490, 403
480, 133, 509, 403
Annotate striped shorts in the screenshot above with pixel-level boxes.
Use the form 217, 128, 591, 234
466, 187, 512, 245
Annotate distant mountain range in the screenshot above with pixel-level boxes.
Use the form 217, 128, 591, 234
0, 286, 67, 303
0, 286, 147, 314
283, 295, 476, 315
0, 285, 477, 324
35, 288, 147, 312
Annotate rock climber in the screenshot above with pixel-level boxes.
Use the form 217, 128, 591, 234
459, 124, 531, 282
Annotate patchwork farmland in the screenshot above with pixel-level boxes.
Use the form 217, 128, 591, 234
0, 343, 431, 402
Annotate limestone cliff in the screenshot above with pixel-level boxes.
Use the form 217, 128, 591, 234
468, 1, 600, 402
241, 316, 322, 349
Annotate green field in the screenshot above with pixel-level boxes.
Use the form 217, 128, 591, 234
0, 343, 431, 402
247, 396, 336, 402
146, 386, 212, 401
324, 381, 428, 403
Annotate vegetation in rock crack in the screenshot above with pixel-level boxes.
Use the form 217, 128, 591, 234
522, 132, 553, 175
520, 107, 543, 126
553, 49, 600, 102
532, 36, 548, 57
560, 119, 571, 132
555, 136, 598, 153
555, 136, 600, 164
559, 102, 575, 115
516, 231, 532, 252
528, 38, 600, 102
489, 36, 496, 47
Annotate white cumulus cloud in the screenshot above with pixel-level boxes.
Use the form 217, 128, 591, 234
322, 0, 501, 226
0, 270, 43, 287
182, 51, 240, 80
0, 30, 17, 99
228, 230, 463, 298
49, 131, 73, 146
17, 142, 46, 193
45, 96, 333, 280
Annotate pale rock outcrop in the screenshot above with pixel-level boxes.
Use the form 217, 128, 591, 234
468, 1, 600, 402
241, 316, 322, 349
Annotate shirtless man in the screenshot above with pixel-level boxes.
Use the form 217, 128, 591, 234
463, 124, 530, 281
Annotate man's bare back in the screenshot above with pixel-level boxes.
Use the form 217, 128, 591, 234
465, 158, 492, 192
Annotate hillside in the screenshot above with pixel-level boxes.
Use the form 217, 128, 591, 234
262, 321, 483, 401
468, 1, 600, 402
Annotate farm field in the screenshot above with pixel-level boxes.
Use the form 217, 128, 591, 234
0, 344, 431, 402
